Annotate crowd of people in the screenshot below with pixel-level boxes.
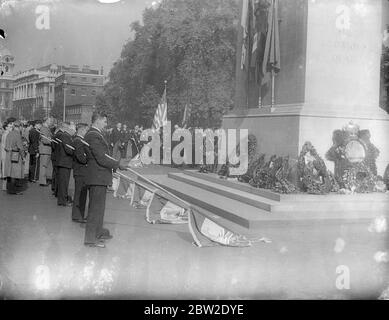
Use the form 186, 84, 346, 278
0, 114, 132, 248
0, 114, 222, 248
105, 123, 145, 161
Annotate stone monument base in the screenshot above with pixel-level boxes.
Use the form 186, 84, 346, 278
222, 104, 389, 176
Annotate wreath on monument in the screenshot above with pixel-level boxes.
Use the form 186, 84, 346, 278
326, 122, 381, 193
297, 142, 338, 195
342, 163, 377, 193
249, 155, 297, 194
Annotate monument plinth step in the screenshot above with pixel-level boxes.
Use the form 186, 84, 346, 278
168, 172, 278, 212
182, 170, 281, 201
141, 172, 389, 230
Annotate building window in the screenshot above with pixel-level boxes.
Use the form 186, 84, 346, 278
91, 90, 96, 96
82, 77, 87, 82
92, 78, 97, 83
71, 89, 76, 95
50, 86, 53, 93
81, 88, 87, 96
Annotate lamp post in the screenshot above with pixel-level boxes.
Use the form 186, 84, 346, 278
62, 79, 67, 122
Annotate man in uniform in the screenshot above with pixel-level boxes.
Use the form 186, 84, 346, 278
71, 123, 89, 223
38, 117, 54, 187
84, 112, 128, 248
111, 122, 122, 160
51, 123, 63, 196
56, 122, 74, 207
28, 120, 42, 182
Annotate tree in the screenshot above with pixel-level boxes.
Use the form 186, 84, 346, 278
100, 0, 239, 128
382, 24, 389, 113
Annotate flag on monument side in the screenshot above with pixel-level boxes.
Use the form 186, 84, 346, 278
152, 87, 168, 130
250, 0, 271, 85
146, 192, 189, 224
240, 0, 250, 70
261, 0, 280, 87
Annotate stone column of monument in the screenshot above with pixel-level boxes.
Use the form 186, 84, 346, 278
224, 0, 389, 175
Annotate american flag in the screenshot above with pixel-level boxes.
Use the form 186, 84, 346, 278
152, 87, 168, 130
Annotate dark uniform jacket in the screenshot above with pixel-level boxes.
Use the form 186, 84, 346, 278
111, 128, 122, 145
84, 127, 119, 186
72, 135, 88, 177
51, 129, 62, 164
28, 128, 40, 155
56, 131, 74, 168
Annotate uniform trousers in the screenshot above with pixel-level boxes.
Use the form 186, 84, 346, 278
38, 154, 51, 185
29, 155, 40, 181
57, 166, 71, 205
84, 185, 110, 244
72, 176, 88, 220
52, 165, 57, 193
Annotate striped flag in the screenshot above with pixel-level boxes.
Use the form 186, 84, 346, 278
240, 0, 250, 70
152, 87, 168, 130
261, 0, 281, 86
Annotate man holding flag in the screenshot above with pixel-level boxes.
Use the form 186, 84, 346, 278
84, 112, 129, 248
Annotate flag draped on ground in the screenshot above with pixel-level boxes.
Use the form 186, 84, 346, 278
188, 209, 254, 247
153, 87, 168, 130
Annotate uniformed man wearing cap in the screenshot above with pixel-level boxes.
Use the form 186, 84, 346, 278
84, 112, 128, 248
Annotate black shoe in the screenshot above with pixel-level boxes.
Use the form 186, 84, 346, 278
99, 234, 113, 240
72, 218, 87, 224
39, 184, 49, 187
85, 241, 105, 248
58, 203, 72, 207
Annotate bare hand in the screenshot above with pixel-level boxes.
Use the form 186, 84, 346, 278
118, 159, 130, 171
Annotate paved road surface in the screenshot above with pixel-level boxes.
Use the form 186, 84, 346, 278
0, 168, 388, 299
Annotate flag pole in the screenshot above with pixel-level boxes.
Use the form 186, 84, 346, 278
270, 68, 275, 113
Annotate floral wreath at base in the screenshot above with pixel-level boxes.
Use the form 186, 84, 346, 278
342, 163, 378, 193
248, 155, 297, 194
326, 124, 380, 189
298, 142, 339, 195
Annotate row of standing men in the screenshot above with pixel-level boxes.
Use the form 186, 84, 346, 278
0, 113, 129, 248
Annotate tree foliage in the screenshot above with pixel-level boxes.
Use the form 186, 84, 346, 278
382, 24, 389, 112
97, 0, 239, 128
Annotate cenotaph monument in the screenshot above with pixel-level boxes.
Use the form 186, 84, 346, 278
223, 0, 389, 176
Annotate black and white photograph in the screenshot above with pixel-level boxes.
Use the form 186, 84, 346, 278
0, 0, 388, 302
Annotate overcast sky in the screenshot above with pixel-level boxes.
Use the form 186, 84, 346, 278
1, 0, 388, 75
0, 0, 152, 74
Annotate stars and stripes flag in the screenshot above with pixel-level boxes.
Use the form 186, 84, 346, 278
152, 87, 168, 130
